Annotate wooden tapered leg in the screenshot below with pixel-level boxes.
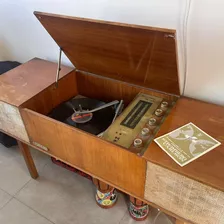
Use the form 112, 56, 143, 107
17, 141, 38, 179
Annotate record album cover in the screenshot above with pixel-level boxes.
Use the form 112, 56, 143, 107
154, 123, 221, 167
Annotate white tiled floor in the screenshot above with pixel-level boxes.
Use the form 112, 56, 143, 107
0, 143, 175, 224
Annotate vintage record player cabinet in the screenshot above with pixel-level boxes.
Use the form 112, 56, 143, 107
0, 12, 224, 224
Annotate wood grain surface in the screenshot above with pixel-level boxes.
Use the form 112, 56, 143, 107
176, 221, 189, 224
143, 97, 224, 191
34, 11, 180, 95
76, 71, 178, 106
21, 108, 147, 198
144, 162, 224, 224
18, 141, 38, 179
22, 71, 77, 115
0, 58, 73, 107
92, 178, 114, 192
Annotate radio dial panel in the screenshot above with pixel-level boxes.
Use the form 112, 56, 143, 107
102, 93, 175, 155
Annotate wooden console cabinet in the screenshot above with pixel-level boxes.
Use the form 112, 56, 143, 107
0, 12, 223, 224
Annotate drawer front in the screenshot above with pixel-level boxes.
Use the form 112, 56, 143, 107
0, 101, 29, 142
144, 162, 224, 224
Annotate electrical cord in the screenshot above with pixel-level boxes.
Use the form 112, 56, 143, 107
152, 208, 176, 224
152, 209, 162, 224
182, 0, 192, 96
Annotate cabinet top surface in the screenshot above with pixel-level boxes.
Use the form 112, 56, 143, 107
144, 97, 224, 191
0, 58, 73, 107
34, 11, 180, 95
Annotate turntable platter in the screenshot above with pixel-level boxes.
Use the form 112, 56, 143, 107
49, 97, 116, 135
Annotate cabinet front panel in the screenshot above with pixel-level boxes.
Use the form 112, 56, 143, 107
21, 109, 146, 198
0, 101, 29, 142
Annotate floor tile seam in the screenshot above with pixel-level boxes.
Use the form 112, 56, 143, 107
14, 178, 32, 197
0, 186, 12, 196
0, 197, 13, 210
13, 197, 55, 224
118, 209, 128, 224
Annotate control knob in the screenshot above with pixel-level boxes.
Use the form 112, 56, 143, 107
148, 117, 157, 126
141, 128, 150, 136
155, 108, 163, 117
160, 101, 169, 111
134, 138, 143, 148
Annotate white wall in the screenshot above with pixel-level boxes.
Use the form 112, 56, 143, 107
0, 0, 223, 105
187, 0, 224, 105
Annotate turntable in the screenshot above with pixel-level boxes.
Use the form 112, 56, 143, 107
49, 96, 120, 135
0, 11, 223, 224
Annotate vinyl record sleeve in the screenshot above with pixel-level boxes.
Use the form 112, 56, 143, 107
154, 122, 221, 167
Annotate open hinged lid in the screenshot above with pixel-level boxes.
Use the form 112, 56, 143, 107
34, 11, 180, 95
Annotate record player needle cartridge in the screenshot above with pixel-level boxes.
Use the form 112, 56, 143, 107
71, 100, 119, 124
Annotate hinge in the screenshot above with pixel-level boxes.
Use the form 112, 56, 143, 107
164, 33, 176, 39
